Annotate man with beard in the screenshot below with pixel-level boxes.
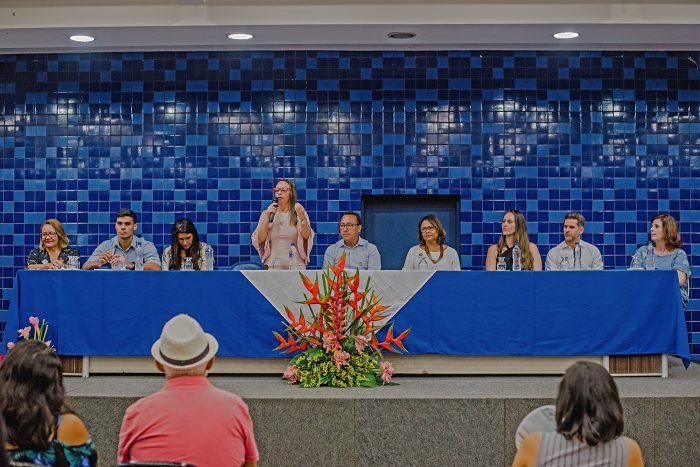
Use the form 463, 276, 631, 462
545, 212, 603, 270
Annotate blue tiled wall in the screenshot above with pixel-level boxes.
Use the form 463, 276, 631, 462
1, 50, 699, 357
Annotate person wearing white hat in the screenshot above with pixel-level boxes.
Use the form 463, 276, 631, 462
118, 314, 259, 466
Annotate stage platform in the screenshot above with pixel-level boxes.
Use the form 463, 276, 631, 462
65, 357, 700, 467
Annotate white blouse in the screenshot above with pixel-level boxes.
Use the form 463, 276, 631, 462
402, 245, 461, 271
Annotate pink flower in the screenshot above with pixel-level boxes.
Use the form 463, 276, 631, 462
17, 327, 31, 339
380, 361, 395, 384
322, 332, 336, 353
333, 350, 350, 369
29, 316, 40, 329
283, 365, 299, 384
353, 334, 369, 354
6, 342, 15, 350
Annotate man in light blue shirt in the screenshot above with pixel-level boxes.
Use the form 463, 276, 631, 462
545, 212, 603, 271
323, 212, 381, 271
83, 208, 161, 270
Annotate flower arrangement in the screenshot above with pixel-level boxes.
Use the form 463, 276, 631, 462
274, 253, 410, 387
7, 316, 53, 351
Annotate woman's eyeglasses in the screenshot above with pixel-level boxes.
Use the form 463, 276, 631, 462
272, 188, 290, 193
41, 232, 58, 238
420, 226, 436, 232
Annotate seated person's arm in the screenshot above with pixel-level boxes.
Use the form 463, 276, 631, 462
677, 270, 687, 287
485, 244, 498, 271
544, 251, 555, 271
143, 242, 162, 270
368, 245, 381, 270
530, 244, 543, 271
82, 245, 112, 270
511, 432, 540, 467
57, 413, 90, 446
323, 245, 334, 270
627, 438, 644, 467
592, 249, 604, 270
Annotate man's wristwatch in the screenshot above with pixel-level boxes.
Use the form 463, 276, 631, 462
129, 262, 135, 270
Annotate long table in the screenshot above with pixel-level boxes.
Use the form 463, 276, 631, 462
3, 270, 690, 375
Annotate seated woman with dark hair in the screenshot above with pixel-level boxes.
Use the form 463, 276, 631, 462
162, 218, 214, 270
27, 219, 80, 270
512, 361, 643, 467
402, 214, 460, 270
0, 340, 97, 466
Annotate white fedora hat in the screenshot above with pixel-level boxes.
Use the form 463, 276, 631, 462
151, 314, 219, 370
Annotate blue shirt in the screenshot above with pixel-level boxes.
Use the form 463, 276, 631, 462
631, 246, 691, 306
87, 236, 161, 268
323, 237, 381, 271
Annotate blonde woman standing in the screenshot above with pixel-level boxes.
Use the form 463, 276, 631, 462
252, 179, 314, 269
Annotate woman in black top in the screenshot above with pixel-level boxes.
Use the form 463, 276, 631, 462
485, 209, 542, 271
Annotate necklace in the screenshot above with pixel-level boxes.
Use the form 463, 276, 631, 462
421, 244, 444, 264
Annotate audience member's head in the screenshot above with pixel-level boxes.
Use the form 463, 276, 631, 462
151, 314, 219, 378
555, 361, 624, 446
0, 340, 65, 451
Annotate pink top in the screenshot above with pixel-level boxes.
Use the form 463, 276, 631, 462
118, 376, 259, 466
251, 203, 314, 268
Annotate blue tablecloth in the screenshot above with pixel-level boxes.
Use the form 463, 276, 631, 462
3, 270, 691, 362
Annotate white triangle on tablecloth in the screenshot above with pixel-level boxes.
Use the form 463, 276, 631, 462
242, 270, 434, 328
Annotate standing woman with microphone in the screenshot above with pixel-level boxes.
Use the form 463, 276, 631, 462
252, 179, 314, 269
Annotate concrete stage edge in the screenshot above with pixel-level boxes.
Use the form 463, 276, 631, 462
68, 354, 667, 377
65, 357, 700, 467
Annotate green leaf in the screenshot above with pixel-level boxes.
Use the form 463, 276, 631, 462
359, 372, 379, 388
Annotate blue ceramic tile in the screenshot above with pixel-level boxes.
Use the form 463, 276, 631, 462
0, 50, 698, 357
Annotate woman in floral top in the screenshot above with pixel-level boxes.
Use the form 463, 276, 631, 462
27, 219, 80, 270
0, 340, 97, 466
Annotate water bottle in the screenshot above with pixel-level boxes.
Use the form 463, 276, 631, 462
288, 242, 298, 270
630, 251, 643, 270
184, 257, 194, 271
512, 242, 522, 271
135, 243, 144, 271
645, 242, 655, 270
496, 256, 507, 271
203, 245, 214, 271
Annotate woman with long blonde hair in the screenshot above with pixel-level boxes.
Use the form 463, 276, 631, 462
486, 209, 542, 271
252, 178, 314, 269
26, 219, 80, 270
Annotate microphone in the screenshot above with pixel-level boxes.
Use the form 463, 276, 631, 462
269, 196, 278, 223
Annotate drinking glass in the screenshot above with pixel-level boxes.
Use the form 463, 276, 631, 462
496, 257, 507, 271
67, 256, 80, 270
112, 256, 127, 270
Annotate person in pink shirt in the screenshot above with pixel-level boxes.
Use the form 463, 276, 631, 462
118, 314, 259, 466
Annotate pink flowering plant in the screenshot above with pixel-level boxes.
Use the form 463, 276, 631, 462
274, 252, 410, 388
6, 316, 53, 352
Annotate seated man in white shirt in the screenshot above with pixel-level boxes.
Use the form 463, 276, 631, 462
545, 212, 603, 270
323, 211, 381, 271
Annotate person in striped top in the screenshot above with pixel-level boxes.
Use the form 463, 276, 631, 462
512, 361, 644, 467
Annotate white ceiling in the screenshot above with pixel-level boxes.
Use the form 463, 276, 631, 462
1, 1, 700, 52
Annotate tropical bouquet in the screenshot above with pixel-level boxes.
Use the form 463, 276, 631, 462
6, 316, 53, 352
274, 253, 410, 387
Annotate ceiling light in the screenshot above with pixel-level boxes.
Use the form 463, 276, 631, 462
388, 32, 416, 40
69, 35, 95, 43
228, 33, 254, 40
553, 32, 579, 39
